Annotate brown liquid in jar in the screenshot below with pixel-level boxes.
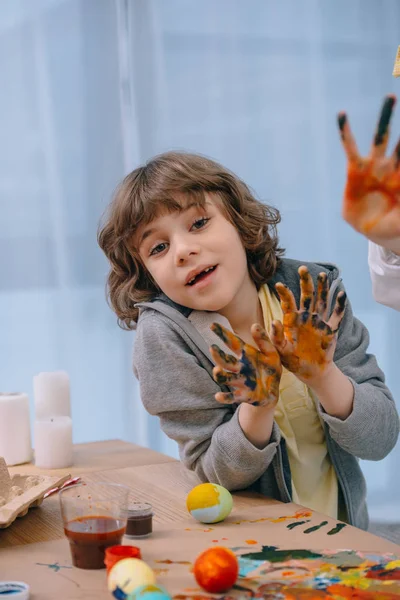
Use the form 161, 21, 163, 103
64, 515, 126, 569
125, 503, 153, 538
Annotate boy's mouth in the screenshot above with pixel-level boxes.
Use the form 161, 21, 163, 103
186, 265, 217, 286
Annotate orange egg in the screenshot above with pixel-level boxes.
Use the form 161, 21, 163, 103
193, 546, 239, 594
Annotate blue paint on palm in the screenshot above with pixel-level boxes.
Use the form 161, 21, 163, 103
239, 353, 256, 390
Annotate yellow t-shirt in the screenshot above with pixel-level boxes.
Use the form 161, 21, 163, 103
258, 284, 338, 519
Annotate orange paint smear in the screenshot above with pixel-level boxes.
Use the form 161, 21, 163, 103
285, 320, 328, 368
153, 568, 169, 576
366, 567, 400, 581
233, 509, 312, 526
155, 559, 192, 565
327, 583, 399, 599
271, 510, 313, 523
245, 539, 258, 545
346, 164, 398, 205
345, 162, 399, 233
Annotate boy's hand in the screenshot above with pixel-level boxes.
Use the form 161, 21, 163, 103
210, 322, 282, 407
272, 266, 346, 383
338, 94, 400, 253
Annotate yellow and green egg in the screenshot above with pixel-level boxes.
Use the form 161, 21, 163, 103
186, 483, 233, 524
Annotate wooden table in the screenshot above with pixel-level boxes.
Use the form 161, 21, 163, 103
2, 440, 176, 547
1, 440, 399, 599
7, 439, 176, 478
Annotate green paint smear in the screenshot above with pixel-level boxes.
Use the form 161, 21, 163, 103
316, 550, 365, 567
241, 545, 324, 562
286, 519, 310, 530
327, 522, 347, 535
303, 520, 328, 534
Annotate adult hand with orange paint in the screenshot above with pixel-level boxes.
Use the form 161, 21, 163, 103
338, 94, 400, 312
337, 94, 400, 255
271, 266, 347, 384
210, 322, 282, 408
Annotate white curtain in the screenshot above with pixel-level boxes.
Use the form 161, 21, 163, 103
1, 0, 399, 522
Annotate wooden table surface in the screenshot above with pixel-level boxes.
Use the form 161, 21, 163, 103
1, 439, 399, 599
8, 439, 176, 478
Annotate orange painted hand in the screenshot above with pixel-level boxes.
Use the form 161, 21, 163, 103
272, 266, 346, 382
210, 322, 282, 407
338, 95, 400, 249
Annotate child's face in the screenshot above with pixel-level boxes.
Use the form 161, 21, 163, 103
136, 196, 253, 313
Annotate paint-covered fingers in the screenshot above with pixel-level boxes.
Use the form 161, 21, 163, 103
391, 137, 400, 170
210, 322, 244, 356
337, 112, 361, 163
210, 344, 240, 373
212, 366, 246, 388
310, 313, 331, 336
251, 324, 280, 358
213, 366, 256, 405
370, 95, 396, 160
275, 282, 297, 314
327, 291, 347, 332
214, 390, 237, 405
315, 272, 329, 319
299, 266, 315, 313
214, 384, 268, 406
310, 314, 335, 351
214, 390, 265, 406
270, 320, 287, 352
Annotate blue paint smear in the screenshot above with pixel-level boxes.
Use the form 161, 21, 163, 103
238, 556, 265, 577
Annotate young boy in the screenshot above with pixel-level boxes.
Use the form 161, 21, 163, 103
98, 151, 399, 530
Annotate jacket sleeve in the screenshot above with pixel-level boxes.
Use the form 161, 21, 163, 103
132, 312, 280, 490
368, 241, 400, 312
320, 280, 399, 460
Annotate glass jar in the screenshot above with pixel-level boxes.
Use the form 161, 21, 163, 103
125, 502, 153, 538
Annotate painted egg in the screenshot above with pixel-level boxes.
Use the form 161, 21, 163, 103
193, 546, 239, 593
108, 558, 156, 598
186, 483, 233, 523
128, 584, 172, 600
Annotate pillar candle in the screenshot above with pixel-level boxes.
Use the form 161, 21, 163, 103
0, 393, 32, 466
34, 416, 73, 469
33, 371, 71, 419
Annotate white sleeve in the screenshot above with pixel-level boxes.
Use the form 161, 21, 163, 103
368, 241, 400, 311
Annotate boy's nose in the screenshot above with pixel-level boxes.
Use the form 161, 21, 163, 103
174, 240, 200, 265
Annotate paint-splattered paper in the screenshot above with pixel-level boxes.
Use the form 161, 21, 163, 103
1, 504, 399, 599
232, 547, 400, 599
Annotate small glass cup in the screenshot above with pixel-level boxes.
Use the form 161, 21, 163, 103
125, 502, 153, 538
59, 482, 129, 570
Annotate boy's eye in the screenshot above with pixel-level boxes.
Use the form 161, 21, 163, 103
191, 217, 210, 231
149, 242, 167, 256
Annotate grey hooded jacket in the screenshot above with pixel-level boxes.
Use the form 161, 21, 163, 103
132, 258, 399, 530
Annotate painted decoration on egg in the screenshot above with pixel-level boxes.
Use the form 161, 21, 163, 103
186, 483, 233, 524
108, 558, 156, 599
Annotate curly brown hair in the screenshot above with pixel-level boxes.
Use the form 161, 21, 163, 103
98, 151, 284, 329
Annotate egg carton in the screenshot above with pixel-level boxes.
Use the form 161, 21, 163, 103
0, 457, 70, 528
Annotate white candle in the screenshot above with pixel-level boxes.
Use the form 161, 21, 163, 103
0, 393, 32, 466
34, 416, 73, 469
33, 371, 71, 419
